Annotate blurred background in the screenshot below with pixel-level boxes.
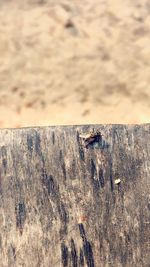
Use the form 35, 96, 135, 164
0, 0, 150, 128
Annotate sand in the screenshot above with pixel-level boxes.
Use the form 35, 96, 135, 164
0, 0, 150, 128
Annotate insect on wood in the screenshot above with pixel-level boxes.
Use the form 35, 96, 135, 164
79, 129, 103, 149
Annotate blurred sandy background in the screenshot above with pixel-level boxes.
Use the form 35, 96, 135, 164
0, 0, 150, 128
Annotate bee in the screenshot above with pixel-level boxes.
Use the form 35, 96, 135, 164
79, 129, 102, 149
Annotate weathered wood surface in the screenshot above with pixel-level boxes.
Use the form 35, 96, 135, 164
0, 124, 149, 267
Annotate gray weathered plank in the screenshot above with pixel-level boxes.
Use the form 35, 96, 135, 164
0, 124, 149, 267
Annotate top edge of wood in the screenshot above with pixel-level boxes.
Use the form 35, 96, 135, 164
0, 123, 149, 131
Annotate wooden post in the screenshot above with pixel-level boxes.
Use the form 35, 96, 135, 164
0, 125, 149, 267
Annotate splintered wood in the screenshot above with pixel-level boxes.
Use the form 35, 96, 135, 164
0, 125, 149, 267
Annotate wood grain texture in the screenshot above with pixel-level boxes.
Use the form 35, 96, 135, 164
0, 124, 149, 267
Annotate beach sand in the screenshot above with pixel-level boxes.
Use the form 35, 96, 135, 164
0, 0, 150, 128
